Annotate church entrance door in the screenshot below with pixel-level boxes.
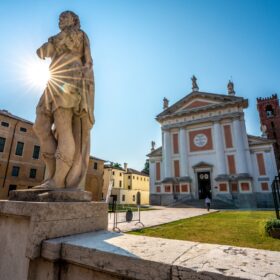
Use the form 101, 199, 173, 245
197, 171, 211, 199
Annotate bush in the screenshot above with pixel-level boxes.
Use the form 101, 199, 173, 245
265, 218, 280, 235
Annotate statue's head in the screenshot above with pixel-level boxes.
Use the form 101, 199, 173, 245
59, 11, 80, 30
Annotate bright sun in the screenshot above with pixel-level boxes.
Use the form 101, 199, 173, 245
18, 55, 52, 92
25, 59, 51, 89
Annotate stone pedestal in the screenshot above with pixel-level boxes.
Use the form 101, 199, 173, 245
0, 200, 108, 280
9, 188, 92, 202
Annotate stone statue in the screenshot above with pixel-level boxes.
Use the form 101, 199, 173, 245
227, 80, 235, 95
191, 75, 199, 91
33, 11, 94, 189
151, 141, 156, 151
163, 97, 169, 109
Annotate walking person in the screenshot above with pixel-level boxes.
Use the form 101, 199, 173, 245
205, 196, 211, 211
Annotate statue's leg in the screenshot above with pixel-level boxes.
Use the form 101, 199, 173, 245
52, 108, 75, 188
33, 112, 56, 181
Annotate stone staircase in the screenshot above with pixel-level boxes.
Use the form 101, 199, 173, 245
172, 198, 237, 209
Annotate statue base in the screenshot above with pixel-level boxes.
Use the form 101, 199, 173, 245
9, 188, 92, 202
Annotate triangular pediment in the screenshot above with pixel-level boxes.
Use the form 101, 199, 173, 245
157, 91, 246, 121
178, 98, 219, 111
247, 135, 275, 146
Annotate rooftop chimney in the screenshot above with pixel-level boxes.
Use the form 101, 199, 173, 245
124, 162, 128, 172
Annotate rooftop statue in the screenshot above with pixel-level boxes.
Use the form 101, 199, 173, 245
227, 80, 235, 95
33, 11, 94, 189
191, 75, 199, 91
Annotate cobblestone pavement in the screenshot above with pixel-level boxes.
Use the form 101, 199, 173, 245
108, 206, 217, 232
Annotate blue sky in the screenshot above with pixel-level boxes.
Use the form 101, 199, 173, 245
0, 0, 280, 170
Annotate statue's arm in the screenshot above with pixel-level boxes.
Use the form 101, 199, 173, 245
36, 40, 55, 60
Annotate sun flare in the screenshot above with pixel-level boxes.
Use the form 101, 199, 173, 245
17, 55, 52, 93
25, 59, 51, 89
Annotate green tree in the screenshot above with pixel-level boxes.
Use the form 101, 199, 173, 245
142, 159, 149, 175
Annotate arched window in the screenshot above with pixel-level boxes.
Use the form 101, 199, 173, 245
266, 105, 274, 117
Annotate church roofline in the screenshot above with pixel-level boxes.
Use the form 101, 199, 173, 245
146, 146, 162, 157
156, 91, 247, 121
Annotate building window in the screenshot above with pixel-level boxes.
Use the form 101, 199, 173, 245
11, 166, 20, 177
128, 175, 131, 179
266, 105, 274, 117
29, 168, 37, 179
112, 171, 115, 175
156, 162, 161, 181
128, 185, 131, 190
32, 145, 40, 159
20, 127, 27, 132
133, 195, 135, 202
256, 153, 266, 176
219, 183, 227, 192
156, 186, 161, 193
261, 182, 269, 191
240, 182, 250, 191
227, 155, 236, 174
133, 176, 135, 179
0, 137, 6, 152
174, 160, 180, 177
15, 142, 24, 156
165, 185, 171, 192
181, 184, 188, 192
172, 133, 179, 154
93, 162, 98, 170
119, 181, 122, 188
120, 173, 122, 176
122, 195, 125, 201
1, 121, 9, 127
223, 125, 233, 148
175, 185, 180, 192
231, 183, 238, 192
8, 185, 17, 195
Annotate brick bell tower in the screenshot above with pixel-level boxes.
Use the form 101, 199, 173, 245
257, 94, 280, 171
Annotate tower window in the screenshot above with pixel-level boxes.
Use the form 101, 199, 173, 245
265, 105, 274, 117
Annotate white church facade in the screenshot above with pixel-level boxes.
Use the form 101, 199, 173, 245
148, 79, 277, 208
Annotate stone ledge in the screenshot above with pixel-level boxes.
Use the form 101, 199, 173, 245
0, 201, 108, 259
41, 231, 280, 280
9, 188, 92, 202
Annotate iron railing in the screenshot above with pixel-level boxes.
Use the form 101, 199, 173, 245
272, 174, 280, 219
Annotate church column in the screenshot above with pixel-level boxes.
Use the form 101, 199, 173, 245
213, 122, 226, 174
163, 130, 172, 178
233, 118, 248, 174
179, 128, 188, 176
240, 118, 253, 175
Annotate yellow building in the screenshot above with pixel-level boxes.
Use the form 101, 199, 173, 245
103, 164, 125, 200
85, 156, 105, 201
103, 163, 150, 205
0, 110, 45, 199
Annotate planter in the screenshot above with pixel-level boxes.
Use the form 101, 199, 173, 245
269, 228, 280, 239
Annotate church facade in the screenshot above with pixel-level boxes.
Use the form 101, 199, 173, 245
148, 79, 277, 208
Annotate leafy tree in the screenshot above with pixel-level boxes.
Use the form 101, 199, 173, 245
112, 162, 122, 168
142, 159, 149, 175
